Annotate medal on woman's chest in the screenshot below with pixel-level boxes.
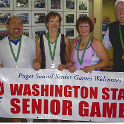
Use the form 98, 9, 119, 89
51, 63, 55, 69
79, 67, 83, 70
77, 36, 92, 71
47, 32, 58, 69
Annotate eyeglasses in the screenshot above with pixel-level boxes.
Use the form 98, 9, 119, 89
116, 8, 124, 12
79, 25, 90, 28
9, 22, 23, 26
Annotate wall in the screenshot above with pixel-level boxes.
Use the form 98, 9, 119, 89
93, 0, 102, 40
102, 1, 116, 23
0, 0, 91, 41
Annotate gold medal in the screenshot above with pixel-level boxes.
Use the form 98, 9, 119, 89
79, 65, 83, 70
119, 24, 124, 60
77, 36, 92, 71
122, 54, 124, 60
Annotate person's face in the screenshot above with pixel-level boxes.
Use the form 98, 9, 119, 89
78, 22, 90, 37
47, 16, 60, 32
6, 17, 23, 40
115, 2, 124, 25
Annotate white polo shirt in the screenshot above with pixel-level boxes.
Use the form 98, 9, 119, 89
0, 35, 36, 68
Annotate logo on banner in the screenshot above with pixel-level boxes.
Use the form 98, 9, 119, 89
0, 96, 2, 102
0, 81, 4, 102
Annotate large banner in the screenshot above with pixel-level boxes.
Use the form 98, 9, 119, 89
0, 68, 124, 122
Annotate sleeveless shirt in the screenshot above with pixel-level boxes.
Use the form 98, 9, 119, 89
40, 33, 66, 69
73, 37, 100, 70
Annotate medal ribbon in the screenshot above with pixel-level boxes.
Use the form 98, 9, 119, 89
47, 32, 58, 61
77, 35, 92, 66
9, 36, 22, 62
119, 23, 124, 51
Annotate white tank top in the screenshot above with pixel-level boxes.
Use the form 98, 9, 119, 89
43, 33, 61, 69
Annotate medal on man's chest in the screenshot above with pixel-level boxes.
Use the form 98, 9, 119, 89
9, 36, 22, 69
119, 24, 124, 60
122, 52, 124, 60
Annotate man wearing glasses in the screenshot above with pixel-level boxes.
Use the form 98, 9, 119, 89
0, 16, 35, 122
103, 0, 124, 72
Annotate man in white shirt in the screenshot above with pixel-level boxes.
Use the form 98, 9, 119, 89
103, 0, 124, 72
0, 16, 35, 122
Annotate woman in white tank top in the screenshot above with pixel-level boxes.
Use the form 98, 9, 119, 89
33, 11, 71, 71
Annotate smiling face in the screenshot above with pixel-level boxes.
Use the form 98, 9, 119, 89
47, 16, 60, 32
78, 22, 90, 37
115, 2, 124, 25
6, 17, 23, 40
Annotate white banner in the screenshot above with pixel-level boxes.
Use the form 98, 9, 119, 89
0, 68, 124, 122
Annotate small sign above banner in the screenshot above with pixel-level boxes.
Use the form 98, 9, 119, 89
103, 16, 110, 21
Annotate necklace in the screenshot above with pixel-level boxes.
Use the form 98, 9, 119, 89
119, 23, 124, 60
50, 35, 56, 38
82, 43, 84, 47
77, 35, 92, 70
47, 32, 58, 68
9, 36, 22, 68
81, 39, 87, 47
